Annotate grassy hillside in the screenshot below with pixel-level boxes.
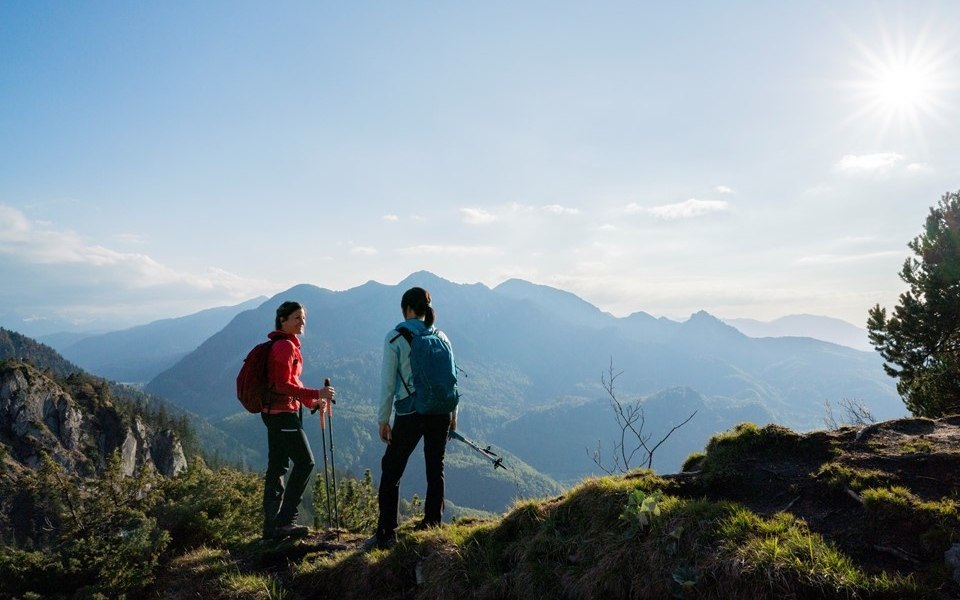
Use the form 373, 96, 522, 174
144, 416, 960, 599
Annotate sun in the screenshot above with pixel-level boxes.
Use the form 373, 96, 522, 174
871, 61, 936, 112
842, 28, 956, 141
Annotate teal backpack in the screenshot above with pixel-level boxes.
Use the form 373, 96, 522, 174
392, 326, 459, 415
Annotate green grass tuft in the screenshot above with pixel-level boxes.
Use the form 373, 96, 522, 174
900, 439, 935, 454
816, 463, 888, 493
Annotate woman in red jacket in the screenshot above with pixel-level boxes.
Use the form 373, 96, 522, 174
261, 300, 335, 540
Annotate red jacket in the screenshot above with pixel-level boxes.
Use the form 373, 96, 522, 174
264, 330, 322, 413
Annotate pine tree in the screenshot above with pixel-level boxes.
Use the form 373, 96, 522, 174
868, 190, 960, 417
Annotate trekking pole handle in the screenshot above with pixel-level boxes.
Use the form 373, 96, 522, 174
325, 378, 336, 404
311, 378, 333, 414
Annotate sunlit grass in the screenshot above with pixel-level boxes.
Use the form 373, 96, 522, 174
283, 471, 931, 599
817, 463, 888, 492
718, 508, 923, 596
219, 572, 289, 600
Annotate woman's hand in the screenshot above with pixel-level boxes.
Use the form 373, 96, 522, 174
379, 423, 392, 444
310, 398, 328, 417
319, 385, 335, 402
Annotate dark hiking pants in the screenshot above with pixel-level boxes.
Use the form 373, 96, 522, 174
262, 412, 315, 529
376, 412, 451, 539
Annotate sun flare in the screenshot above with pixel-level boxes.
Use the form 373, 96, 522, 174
843, 29, 956, 140
871, 61, 936, 111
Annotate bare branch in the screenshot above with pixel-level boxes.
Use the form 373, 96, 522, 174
592, 359, 697, 473
823, 399, 838, 430
840, 398, 875, 426
645, 409, 698, 469
589, 441, 615, 475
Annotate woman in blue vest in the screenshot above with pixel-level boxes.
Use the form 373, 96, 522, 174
368, 286, 457, 550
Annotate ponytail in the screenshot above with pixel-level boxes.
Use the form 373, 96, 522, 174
401, 287, 435, 326
424, 305, 435, 328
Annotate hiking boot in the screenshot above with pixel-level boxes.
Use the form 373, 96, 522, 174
362, 533, 396, 551
413, 520, 440, 531
273, 523, 309, 539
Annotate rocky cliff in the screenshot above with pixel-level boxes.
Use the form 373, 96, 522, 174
0, 360, 186, 478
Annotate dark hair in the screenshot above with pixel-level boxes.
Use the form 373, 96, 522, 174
275, 301, 304, 330
401, 287, 435, 327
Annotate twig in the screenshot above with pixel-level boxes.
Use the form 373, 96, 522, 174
645, 410, 698, 469
845, 487, 864, 505
781, 495, 801, 512
874, 545, 921, 564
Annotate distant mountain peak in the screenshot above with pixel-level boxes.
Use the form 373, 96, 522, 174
685, 310, 732, 328
680, 311, 746, 341
493, 278, 614, 328
276, 283, 330, 299
398, 270, 453, 287
722, 314, 871, 351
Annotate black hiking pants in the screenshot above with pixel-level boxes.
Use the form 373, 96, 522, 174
262, 411, 315, 530
376, 412, 451, 539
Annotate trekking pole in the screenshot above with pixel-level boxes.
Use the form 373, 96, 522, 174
448, 430, 509, 470
326, 379, 340, 540
313, 378, 333, 531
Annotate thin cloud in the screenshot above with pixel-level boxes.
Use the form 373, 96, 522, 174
836, 153, 904, 172
350, 246, 379, 256
795, 250, 903, 265
382, 214, 400, 221
0, 205, 32, 236
906, 162, 934, 174
0, 205, 156, 269
715, 185, 735, 194
507, 203, 536, 215
111, 233, 147, 244
460, 207, 498, 225
459, 202, 580, 223
398, 244, 499, 257
541, 204, 581, 216
647, 198, 730, 220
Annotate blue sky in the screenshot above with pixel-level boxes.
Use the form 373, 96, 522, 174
2, 1, 959, 334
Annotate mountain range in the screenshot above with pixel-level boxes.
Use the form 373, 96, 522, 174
15, 271, 904, 513
136, 272, 903, 503
41, 297, 266, 383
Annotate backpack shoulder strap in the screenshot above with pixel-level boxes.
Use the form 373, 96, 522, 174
264, 338, 278, 408
390, 326, 414, 345
389, 327, 415, 396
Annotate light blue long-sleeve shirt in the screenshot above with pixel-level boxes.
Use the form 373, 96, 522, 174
378, 318, 455, 425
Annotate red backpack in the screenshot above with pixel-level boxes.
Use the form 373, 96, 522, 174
236, 340, 277, 413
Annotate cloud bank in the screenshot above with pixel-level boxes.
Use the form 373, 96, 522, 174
0, 204, 274, 331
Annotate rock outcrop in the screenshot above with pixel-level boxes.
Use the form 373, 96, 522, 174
0, 361, 186, 478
